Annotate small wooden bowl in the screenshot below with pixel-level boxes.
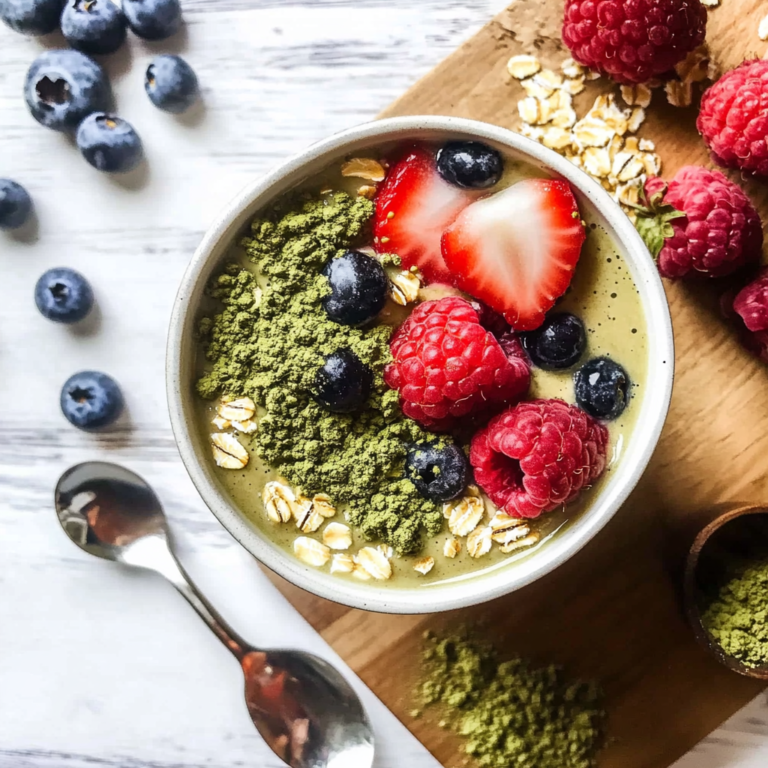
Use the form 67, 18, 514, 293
684, 503, 768, 680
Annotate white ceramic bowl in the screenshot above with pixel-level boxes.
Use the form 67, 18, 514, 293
167, 116, 674, 614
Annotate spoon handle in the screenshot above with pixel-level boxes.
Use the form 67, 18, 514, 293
121, 534, 251, 659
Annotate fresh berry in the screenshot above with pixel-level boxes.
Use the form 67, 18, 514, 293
698, 60, 768, 178
313, 349, 372, 413
0, 0, 63, 35
0, 179, 33, 230
60, 371, 124, 431
374, 145, 475, 284
35, 267, 94, 323
562, 0, 707, 85
123, 0, 181, 40
321, 250, 389, 326
404, 442, 469, 502
61, 0, 126, 55
470, 399, 609, 519
574, 357, 629, 420
25, 49, 111, 132
436, 141, 503, 190
469, 299, 510, 339
521, 312, 586, 370
76, 113, 143, 173
733, 268, 768, 363
145, 54, 199, 114
441, 178, 585, 331
637, 167, 763, 279
384, 297, 530, 431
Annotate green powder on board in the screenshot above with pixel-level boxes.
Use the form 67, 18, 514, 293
195, 191, 444, 554
419, 631, 605, 768
701, 556, 768, 668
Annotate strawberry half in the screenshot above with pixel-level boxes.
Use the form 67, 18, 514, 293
374, 145, 475, 284
441, 178, 585, 331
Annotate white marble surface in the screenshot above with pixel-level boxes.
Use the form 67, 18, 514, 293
0, 1, 766, 767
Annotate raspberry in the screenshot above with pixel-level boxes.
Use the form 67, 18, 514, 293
733, 268, 768, 363
384, 296, 530, 431
562, 0, 707, 85
636, 166, 763, 279
470, 399, 609, 519
698, 60, 768, 177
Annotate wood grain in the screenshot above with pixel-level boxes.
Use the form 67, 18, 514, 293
271, 1, 768, 767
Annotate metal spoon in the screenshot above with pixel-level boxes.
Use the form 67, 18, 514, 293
54, 461, 375, 768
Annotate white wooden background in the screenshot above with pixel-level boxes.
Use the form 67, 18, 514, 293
1, 1, 767, 767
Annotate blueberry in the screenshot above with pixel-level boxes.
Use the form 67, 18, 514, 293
76, 113, 143, 173
574, 357, 629, 420
521, 312, 586, 371
61, 0, 126, 55
123, 0, 181, 40
24, 49, 110, 132
60, 371, 123, 431
0, 0, 63, 35
313, 349, 372, 413
0, 179, 33, 230
145, 55, 199, 114
321, 250, 389, 327
35, 267, 94, 323
404, 443, 468, 502
436, 141, 503, 190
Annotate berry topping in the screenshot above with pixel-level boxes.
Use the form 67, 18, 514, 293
637, 167, 763, 279
562, 0, 707, 85
733, 268, 768, 363
441, 178, 585, 331
404, 442, 469, 502
145, 54, 199, 114
313, 349, 373, 413
24, 49, 111, 133
470, 399, 608, 519
321, 250, 389, 326
60, 371, 124, 431
698, 60, 768, 178
1, 0, 63, 35
35, 267, 94, 324
76, 113, 144, 174
61, 0, 127, 56
521, 312, 586, 370
373, 145, 474, 284
123, 0, 181, 40
574, 357, 629, 420
384, 297, 530, 432
0, 179, 33, 231
436, 141, 503, 190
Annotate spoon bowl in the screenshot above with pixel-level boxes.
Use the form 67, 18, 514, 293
55, 461, 375, 768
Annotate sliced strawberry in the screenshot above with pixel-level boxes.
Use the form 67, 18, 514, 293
374, 145, 475, 284
441, 178, 586, 331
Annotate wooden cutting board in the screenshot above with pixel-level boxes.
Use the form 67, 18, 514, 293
273, 1, 768, 766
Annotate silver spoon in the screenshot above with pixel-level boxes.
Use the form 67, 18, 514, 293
54, 461, 375, 768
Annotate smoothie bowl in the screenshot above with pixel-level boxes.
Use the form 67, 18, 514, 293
167, 116, 673, 614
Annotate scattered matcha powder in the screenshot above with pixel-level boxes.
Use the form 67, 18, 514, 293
196, 191, 444, 554
419, 631, 605, 768
701, 556, 768, 668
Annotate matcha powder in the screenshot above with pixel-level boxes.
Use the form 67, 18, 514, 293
419, 632, 605, 768
196, 191, 444, 554
701, 556, 768, 668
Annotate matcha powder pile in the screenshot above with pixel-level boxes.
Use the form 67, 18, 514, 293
701, 556, 768, 668
419, 632, 605, 768
196, 191, 443, 554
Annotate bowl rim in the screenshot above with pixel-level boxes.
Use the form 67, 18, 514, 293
166, 115, 674, 614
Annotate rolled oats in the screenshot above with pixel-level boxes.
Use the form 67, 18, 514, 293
330, 553, 356, 574
414, 557, 435, 575
262, 480, 295, 524
489, 512, 531, 546
582, 147, 612, 178
294, 497, 325, 533
211, 433, 249, 469
390, 270, 421, 305
561, 77, 586, 96
619, 84, 652, 108
467, 526, 493, 558
561, 58, 585, 79
231, 419, 258, 434
444, 492, 485, 537
341, 158, 387, 182
218, 397, 256, 423
627, 107, 646, 134
533, 69, 564, 90
518, 97, 544, 125
322, 522, 352, 550
507, 54, 541, 79
443, 537, 461, 558
355, 547, 392, 580
357, 185, 378, 200
312, 494, 337, 518
542, 126, 573, 150
665, 79, 693, 108
521, 79, 554, 100
638, 138, 655, 152
294, 537, 331, 567
500, 532, 540, 554
212, 415, 231, 431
